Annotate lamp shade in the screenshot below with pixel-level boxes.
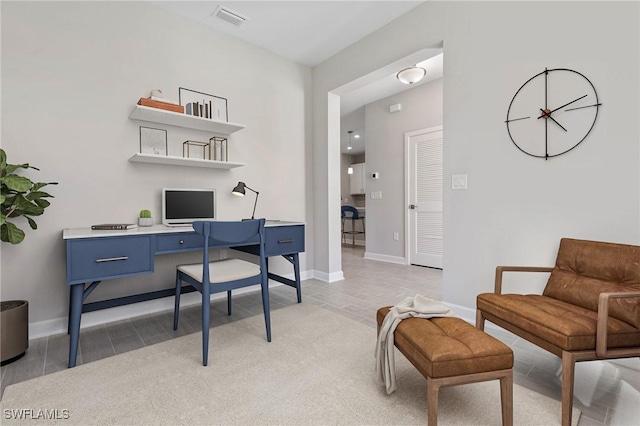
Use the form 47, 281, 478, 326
396, 66, 426, 84
232, 182, 246, 196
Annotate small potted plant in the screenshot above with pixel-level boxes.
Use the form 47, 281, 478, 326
138, 209, 153, 227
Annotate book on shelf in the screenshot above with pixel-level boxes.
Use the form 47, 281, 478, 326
185, 101, 213, 119
137, 97, 185, 114
91, 223, 139, 230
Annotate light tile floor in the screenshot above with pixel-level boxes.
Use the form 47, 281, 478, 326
1, 245, 638, 425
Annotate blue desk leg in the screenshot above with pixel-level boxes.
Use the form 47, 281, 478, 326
293, 253, 301, 303
68, 284, 84, 368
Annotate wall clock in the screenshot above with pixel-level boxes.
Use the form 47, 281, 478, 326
505, 67, 601, 159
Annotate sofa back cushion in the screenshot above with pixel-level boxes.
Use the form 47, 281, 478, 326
543, 238, 640, 328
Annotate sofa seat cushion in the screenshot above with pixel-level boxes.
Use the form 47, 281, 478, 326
377, 307, 513, 379
477, 293, 640, 351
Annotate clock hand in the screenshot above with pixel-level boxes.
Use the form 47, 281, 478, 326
538, 94, 588, 119
565, 103, 602, 112
545, 111, 549, 160
544, 68, 549, 110
505, 116, 530, 123
540, 109, 567, 131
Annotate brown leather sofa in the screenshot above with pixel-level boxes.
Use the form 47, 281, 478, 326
476, 238, 640, 426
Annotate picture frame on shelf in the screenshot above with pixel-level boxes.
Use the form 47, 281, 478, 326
139, 126, 167, 156
179, 87, 228, 122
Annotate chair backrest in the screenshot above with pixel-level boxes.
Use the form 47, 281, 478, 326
192, 219, 266, 272
341, 205, 360, 219
543, 238, 640, 328
192, 219, 265, 246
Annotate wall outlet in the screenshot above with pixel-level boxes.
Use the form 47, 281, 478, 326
371, 191, 382, 199
393, 232, 399, 241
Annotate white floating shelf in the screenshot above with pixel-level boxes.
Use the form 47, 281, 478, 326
129, 105, 245, 135
129, 153, 245, 169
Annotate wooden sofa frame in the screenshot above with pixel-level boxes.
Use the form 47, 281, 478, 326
477, 265, 640, 426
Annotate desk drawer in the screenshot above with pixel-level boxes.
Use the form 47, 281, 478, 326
266, 225, 305, 256
66, 236, 153, 284
156, 233, 204, 253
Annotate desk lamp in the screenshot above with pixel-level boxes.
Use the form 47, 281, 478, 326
232, 181, 259, 220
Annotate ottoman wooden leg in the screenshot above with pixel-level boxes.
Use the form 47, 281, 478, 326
427, 377, 440, 426
426, 370, 513, 426
500, 370, 513, 426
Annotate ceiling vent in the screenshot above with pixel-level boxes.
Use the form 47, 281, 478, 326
212, 5, 248, 27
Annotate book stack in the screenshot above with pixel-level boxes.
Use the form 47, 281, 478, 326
91, 224, 138, 230
137, 97, 184, 114
185, 100, 213, 119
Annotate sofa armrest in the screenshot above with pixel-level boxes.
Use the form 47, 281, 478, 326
494, 266, 554, 294
596, 291, 640, 357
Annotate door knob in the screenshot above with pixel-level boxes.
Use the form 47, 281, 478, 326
409, 204, 417, 209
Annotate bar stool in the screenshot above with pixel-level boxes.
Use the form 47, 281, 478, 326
341, 205, 365, 247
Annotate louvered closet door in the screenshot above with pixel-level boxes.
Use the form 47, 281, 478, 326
407, 126, 443, 268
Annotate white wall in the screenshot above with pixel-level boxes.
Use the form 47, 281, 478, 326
313, 1, 639, 312
365, 78, 443, 260
1, 2, 311, 332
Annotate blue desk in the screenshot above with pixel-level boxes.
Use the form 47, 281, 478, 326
63, 221, 304, 368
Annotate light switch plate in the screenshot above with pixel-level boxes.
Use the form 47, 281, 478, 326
452, 174, 468, 190
371, 191, 382, 199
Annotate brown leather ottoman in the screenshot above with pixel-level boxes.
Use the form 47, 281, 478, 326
377, 307, 514, 426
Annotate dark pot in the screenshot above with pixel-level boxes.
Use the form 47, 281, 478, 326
1, 300, 29, 365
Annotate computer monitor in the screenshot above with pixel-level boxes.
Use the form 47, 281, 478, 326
162, 188, 216, 226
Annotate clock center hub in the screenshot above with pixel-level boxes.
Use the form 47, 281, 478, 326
540, 108, 552, 119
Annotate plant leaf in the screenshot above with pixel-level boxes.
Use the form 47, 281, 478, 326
2, 175, 33, 192
32, 182, 58, 191
1, 222, 25, 244
26, 191, 54, 201
13, 195, 44, 216
26, 216, 37, 230
34, 198, 51, 208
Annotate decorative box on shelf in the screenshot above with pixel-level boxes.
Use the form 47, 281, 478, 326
137, 97, 184, 114
210, 137, 228, 161
183, 140, 210, 159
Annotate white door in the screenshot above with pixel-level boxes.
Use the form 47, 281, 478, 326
406, 126, 443, 268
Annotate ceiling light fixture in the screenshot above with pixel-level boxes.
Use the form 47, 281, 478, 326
396, 66, 426, 85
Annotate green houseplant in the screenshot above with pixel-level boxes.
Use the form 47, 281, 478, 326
1, 149, 57, 244
0, 149, 57, 364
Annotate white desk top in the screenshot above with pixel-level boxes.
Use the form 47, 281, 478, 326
63, 220, 304, 240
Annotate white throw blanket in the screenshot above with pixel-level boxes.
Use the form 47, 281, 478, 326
375, 294, 460, 394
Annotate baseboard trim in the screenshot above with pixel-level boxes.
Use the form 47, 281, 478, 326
443, 302, 477, 324
312, 269, 344, 283
363, 252, 407, 265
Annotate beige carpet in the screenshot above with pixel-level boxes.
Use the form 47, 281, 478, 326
1, 303, 579, 425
